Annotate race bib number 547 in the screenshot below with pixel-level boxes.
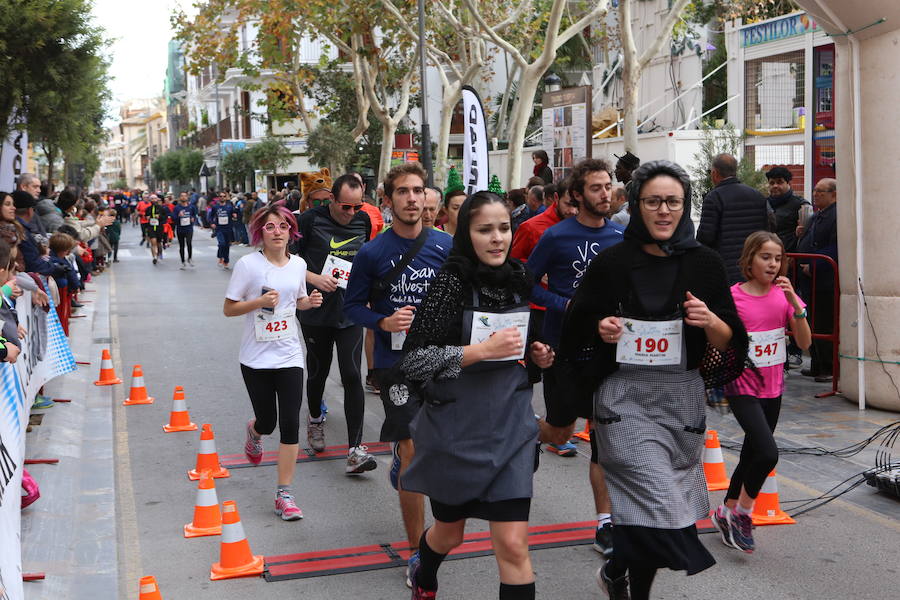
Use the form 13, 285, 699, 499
748, 328, 786, 367
616, 318, 682, 366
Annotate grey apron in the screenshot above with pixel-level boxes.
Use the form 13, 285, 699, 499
401, 293, 539, 506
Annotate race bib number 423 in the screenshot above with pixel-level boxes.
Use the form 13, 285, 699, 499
322, 254, 352, 289
748, 327, 786, 367
254, 310, 298, 342
616, 318, 682, 366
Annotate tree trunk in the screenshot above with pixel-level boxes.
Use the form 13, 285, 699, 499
45, 144, 56, 187
435, 84, 461, 188
504, 71, 541, 191
622, 68, 640, 153
378, 120, 397, 182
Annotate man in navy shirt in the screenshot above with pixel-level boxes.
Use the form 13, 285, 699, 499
344, 162, 450, 586
526, 157, 623, 557
211, 193, 239, 269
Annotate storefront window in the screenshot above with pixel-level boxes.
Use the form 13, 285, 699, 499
744, 50, 806, 132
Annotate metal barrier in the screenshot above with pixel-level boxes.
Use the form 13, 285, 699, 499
786, 252, 840, 398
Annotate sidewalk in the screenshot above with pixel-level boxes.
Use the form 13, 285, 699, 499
20, 274, 118, 599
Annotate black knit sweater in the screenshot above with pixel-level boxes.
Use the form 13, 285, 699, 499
548, 240, 749, 426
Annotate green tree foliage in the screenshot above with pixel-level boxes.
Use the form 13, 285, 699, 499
0, 0, 111, 184
220, 148, 256, 188
307, 122, 356, 175
179, 149, 205, 183
689, 121, 767, 211
250, 137, 292, 174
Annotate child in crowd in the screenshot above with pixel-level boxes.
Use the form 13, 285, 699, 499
0, 239, 22, 363
104, 208, 121, 263
48, 233, 81, 299
713, 231, 812, 553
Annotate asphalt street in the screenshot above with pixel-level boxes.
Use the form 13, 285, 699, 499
26, 223, 900, 599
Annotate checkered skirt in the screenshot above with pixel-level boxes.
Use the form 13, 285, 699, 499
592, 365, 709, 529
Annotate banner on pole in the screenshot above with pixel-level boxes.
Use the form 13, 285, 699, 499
0, 290, 76, 600
461, 86, 489, 196
0, 123, 28, 192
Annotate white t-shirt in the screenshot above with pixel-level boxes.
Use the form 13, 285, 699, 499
225, 251, 308, 369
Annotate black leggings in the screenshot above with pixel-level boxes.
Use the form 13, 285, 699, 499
606, 560, 656, 600
725, 395, 781, 500
302, 324, 365, 447
240, 365, 304, 445
177, 229, 193, 262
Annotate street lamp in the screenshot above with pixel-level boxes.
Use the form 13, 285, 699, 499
544, 73, 562, 93
417, 0, 434, 186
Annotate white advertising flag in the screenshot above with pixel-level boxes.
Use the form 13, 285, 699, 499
461, 86, 488, 196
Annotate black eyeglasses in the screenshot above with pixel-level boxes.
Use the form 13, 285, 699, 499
639, 196, 685, 211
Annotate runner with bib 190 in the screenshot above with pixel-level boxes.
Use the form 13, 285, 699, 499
344, 162, 451, 587
293, 172, 377, 474
212, 193, 239, 270
173, 191, 198, 269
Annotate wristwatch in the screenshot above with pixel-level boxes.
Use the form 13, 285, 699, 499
793, 307, 807, 319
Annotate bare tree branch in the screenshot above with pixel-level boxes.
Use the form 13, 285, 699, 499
638, 0, 691, 68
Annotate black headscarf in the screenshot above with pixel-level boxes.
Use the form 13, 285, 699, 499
443, 191, 532, 295
624, 160, 701, 256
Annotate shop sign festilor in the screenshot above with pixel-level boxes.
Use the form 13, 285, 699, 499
741, 12, 819, 48
0, 291, 76, 600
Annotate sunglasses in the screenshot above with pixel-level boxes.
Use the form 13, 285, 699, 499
263, 222, 291, 232
338, 203, 363, 212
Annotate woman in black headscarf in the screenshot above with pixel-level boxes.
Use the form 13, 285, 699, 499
399, 191, 555, 600
552, 161, 748, 600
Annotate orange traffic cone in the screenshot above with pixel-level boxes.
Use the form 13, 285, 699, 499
185, 470, 222, 538
163, 386, 198, 432
210, 501, 264, 580
138, 575, 163, 599
123, 365, 154, 405
188, 424, 230, 480
751, 470, 796, 525
573, 420, 591, 442
93, 349, 122, 386
703, 430, 730, 491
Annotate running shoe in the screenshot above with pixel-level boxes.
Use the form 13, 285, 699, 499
31, 395, 55, 410
244, 419, 263, 465
408, 553, 436, 599
274, 491, 303, 521
180, 262, 186, 270
593, 522, 614, 558
729, 509, 755, 553
596, 562, 629, 600
223, 264, 230, 270
546, 442, 577, 457
188, 259, 194, 267
389, 442, 402, 491
307, 418, 326, 453
712, 504, 737, 550
152, 258, 157, 265
787, 354, 803, 369
405, 550, 418, 588
365, 373, 381, 394
346, 446, 378, 475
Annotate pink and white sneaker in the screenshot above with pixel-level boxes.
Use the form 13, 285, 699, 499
244, 420, 263, 465
275, 491, 303, 521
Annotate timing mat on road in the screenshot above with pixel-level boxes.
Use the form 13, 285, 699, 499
263, 518, 715, 582
219, 442, 392, 469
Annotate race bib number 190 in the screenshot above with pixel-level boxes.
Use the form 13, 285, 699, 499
180, 216, 191, 226
748, 327, 786, 367
218, 215, 229, 225
616, 318, 682, 366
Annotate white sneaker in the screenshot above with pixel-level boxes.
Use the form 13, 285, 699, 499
346, 446, 378, 475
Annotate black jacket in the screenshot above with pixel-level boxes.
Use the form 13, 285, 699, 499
769, 192, 810, 251
797, 202, 838, 289
697, 177, 770, 284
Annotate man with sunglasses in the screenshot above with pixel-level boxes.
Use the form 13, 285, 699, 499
293, 173, 376, 475
525, 157, 623, 557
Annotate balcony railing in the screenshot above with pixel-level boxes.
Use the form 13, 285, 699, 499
197, 117, 232, 147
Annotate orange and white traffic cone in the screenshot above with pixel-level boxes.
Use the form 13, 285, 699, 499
163, 386, 198, 432
123, 365, 154, 405
751, 470, 796, 526
138, 575, 163, 600
210, 501, 264, 580
188, 424, 230, 480
703, 429, 730, 491
184, 470, 222, 538
573, 420, 591, 442
93, 349, 122, 386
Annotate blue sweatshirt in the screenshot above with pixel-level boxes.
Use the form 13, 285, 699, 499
526, 217, 625, 346
344, 228, 451, 368
173, 204, 198, 233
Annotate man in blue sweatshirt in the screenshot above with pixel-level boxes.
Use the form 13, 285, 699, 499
344, 162, 450, 587
525, 157, 623, 557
